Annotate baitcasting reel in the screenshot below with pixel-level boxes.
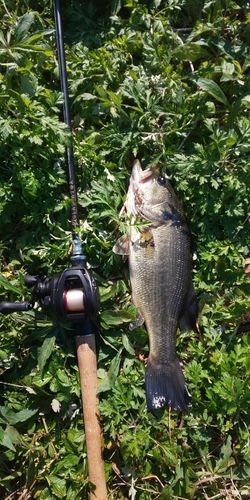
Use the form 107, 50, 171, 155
0, 264, 99, 323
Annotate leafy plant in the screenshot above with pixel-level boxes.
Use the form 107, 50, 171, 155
0, 0, 250, 498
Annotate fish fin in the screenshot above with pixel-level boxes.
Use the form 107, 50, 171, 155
179, 284, 199, 333
129, 311, 144, 330
145, 356, 191, 411
139, 229, 155, 258
113, 234, 131, 256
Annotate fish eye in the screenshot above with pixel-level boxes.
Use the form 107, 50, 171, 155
157, 176, 166, 186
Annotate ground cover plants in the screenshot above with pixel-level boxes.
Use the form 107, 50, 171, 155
0, 0, 250, 498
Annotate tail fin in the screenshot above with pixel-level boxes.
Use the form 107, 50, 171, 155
145, 356, 191, 411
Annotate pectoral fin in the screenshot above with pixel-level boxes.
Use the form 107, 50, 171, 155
140, 229, 155, 259
129, 311, 145, 331
113, 234, 131, 257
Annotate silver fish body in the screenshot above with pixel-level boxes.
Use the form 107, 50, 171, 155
114, 160, 198, 410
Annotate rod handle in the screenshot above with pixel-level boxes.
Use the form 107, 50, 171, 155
76, 334, 107, 500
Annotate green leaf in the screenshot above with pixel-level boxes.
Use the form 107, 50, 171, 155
4, 425, 25, 447
15, 12, 36, 42
66, 485, 78, 500
0, 407, 38, 425
19, 29, 54, 45
97, 349, 122, 393
0, 29, 7, 47
231, 466, 250, 480
0, 119, 14, 140
241, 95, 250, 105
196, 78, 230, 108
214, 435, 235, 473
26, 457, 36, 489
0, 426, 16, 451
56, 368, 71, 387
37, 333, 57, 377
61, 453, 80, 469
122, 333, 135, 355
81, 92, 96, 100
145, 153, 164, 168
40, 489, 53, 500
100, 310, 134, 329
173, 42, 209, 61
0, 273, 22, 295
20, 75, 35, 95
111, 0, 122, 15
50, 476, 67, 499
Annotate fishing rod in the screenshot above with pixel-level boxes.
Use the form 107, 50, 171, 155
0, 1, 107, 498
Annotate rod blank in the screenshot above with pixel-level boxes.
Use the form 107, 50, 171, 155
54, 0, 79, 232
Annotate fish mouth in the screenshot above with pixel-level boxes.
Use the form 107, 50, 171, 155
126, 160, 164, 217
132, 160, 161, 184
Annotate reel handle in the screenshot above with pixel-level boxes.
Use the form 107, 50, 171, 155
0, 301, 32, 315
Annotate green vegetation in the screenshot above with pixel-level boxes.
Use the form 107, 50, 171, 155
0, 0, 250, 498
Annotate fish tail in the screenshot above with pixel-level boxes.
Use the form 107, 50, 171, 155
145, 356, 191, 411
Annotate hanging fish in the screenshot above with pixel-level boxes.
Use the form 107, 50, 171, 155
113, 159, 198, 411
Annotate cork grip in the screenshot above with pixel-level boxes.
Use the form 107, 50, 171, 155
76, 335, 107, 500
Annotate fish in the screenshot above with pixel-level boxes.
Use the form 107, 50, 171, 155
113, 159, 198, 411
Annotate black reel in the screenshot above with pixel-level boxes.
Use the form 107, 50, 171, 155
0, 265, 100, 323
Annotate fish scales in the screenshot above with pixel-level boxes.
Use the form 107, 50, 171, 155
130, 225, 190, 360
113, 159, 198, 411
